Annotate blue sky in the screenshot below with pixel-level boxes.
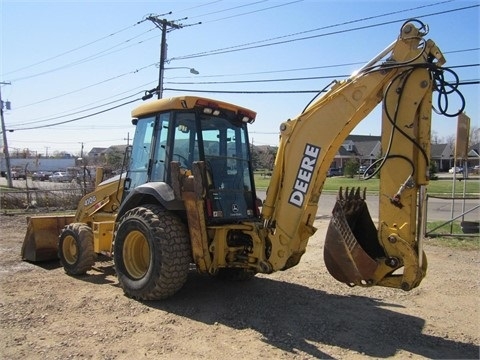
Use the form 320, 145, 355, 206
1, 0, 479, 156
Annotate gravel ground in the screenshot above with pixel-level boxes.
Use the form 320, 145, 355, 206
0, 214, 479, 359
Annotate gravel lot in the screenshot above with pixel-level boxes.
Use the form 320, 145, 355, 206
0, 214, 479, 359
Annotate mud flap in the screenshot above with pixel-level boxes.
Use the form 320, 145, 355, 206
324, 187, 385, 286
21, 215, 75, 262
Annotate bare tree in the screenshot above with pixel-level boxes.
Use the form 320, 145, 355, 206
444, 134, 456, 149
469, 125, 479, 146
431, 130, 441, 144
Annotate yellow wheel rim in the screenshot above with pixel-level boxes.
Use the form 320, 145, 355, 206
123, 230, 150, 279
62, 234, 78, 265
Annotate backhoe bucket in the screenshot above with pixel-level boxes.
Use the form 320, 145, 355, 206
21, 215, 75, 262
324, 187, 385, 286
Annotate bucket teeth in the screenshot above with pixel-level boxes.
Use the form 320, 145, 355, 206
324, 187, 385, 286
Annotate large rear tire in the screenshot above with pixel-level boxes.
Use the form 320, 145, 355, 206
58, 223, 95, 275
113, 204, 191, 300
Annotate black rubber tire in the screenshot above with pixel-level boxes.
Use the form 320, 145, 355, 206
216, 268, 256, 281
113, 204, 191, 300
58, 223, 95, 275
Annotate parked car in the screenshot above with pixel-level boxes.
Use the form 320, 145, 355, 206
32, 171, 53, 181
50, 172, 73, 182
327, 168, 343, 177
448, 167, 463, 174
11, 170, 27, 180
357, 165, 374, 175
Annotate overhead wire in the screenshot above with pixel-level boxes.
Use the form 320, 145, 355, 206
15, 62, 157, 110
180, 0, 269, 19
171, 3, 477, 60
14, 91, 147, 126
10, 27, 159, 82
201, 0, 304, 23
10, 57, 477, 127
170, 0, 454, 60
10, 97, 142, 132
8, 2, 478, 131
172, 0, 225, 14
9, 80, 158, 125
3, 18, 148, 76
12, 59, 478, 127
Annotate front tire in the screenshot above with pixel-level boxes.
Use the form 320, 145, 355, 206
113, 205, 191, 300
58, 223, 95, 275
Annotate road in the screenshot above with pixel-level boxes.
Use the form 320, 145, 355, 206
257, 191, 480, 223
1, 177, 478, 222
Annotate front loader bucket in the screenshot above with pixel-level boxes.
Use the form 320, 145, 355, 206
21, 215, 75, 262
324, 187, 385, 286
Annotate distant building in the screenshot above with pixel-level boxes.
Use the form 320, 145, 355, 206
87, 147, 108, 159
431, 143, 454, 172
330, 135, 382, 169
0, 157, 76, 173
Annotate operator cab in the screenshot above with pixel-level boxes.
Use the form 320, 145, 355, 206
125, 96, 259, 224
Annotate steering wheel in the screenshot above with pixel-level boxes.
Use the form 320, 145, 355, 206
173, 154, 190, 169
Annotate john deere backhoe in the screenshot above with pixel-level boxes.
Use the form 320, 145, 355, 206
22, 20, 463, 300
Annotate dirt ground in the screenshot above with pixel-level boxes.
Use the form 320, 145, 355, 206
0, 213, 479, 360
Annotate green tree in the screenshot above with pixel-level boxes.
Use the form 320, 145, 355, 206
105, 149, 125, 172
344, 159, 359, 178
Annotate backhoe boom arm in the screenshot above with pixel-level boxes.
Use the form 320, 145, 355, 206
261, 21, 447, 290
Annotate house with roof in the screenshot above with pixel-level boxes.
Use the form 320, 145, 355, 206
431, 143, 454, 172
330, 135, 382, 169
87, 147, 108, 159
431, 142, 479, 172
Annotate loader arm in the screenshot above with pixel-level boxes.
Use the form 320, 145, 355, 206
261, 21, 446, 290
21, 172, 124, 262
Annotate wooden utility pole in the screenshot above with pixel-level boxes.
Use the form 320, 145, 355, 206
0, 81, 13, 187
146, 16, 183, 99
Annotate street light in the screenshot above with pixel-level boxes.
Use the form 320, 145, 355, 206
165, 66, 199, 75
156, 65, 200, 99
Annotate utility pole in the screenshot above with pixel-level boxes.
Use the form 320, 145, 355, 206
146, 15, 183, 99
124, 132, 130, 145
0, 81, 13, 188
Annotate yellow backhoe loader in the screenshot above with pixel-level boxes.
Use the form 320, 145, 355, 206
22, 20, 464, 300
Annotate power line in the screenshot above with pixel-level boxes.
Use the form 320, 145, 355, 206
201, 0, 304, 23
172, 0, 224, 14
10, 28, 158, 82
171, 3, 477, 61
164, 79, 479, 95
15, 62, 157, 110
4, 2, 465, 92
15, 50, 479, 113
10, 59, 478, 127
165, 63, 479, 85
165, 74, 349, 85
6, 3, 477, 131
10, 97, 142, 131
182, 1, 268, 20
12, 91, 146, 127
9, 80, 157, 126
164, 88, 323, 94
171, 0, 455, 60
4, 19, 148, 76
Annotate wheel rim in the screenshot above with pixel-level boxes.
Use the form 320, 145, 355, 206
123, 230, 150, 279
62, 234, 78, 265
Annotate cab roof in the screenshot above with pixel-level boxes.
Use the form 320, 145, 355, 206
131, 95, 257, 120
